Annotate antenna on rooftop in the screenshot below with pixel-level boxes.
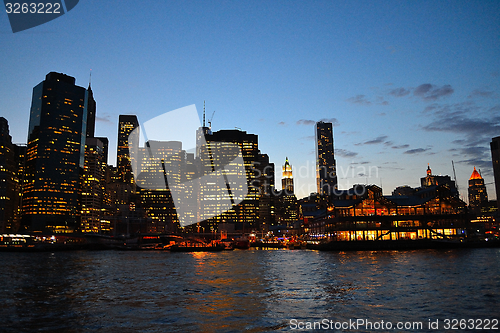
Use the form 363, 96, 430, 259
203, 100, 206, 127
452, 160, 459, 194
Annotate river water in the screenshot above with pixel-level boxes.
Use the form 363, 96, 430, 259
0, 248, 499, 332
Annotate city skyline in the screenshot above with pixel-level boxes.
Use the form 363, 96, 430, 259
1, 1, 499, 200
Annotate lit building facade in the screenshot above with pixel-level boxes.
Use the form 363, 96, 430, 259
468, 167, 488, 216
80, 137, 107, 233
316, 121, 337, 195
198, 129, 259, 231
277, 157, 298, 225
117, 115, 139, 184
136, 140, 183, 233
309, 184, 467, 242
21, 72, 89, 233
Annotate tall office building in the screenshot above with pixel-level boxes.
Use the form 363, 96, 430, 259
316, 121, 337, 195
491, 136, 500, 210
85, 83, 96, 138
198, 129, 259, 230
277, 157, 297, 225
136, 140, 183, 233
22, 72, 89, 232
468, 167, 488, 215
0, 117, 18, 232
256, 153, 275, 230
282, 157, 294, 194
117, 115, 139, 184
80, 137, 107, 232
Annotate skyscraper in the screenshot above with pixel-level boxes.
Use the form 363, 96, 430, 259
282, 157, 294, 194
0, 117, 18, 232
316, 121, 337, 195
117, 115, 139, 184
490, 136, 500, 210
80, 137, 107, 232
22, 72, 89, 232
198, 129, 259, 230
278, 157, 297, 225
468, 167, 488, 215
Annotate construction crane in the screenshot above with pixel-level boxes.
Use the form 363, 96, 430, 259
208, 111, 215, 129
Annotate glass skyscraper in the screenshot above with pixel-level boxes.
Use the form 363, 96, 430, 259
315, 121, 337, 195
22, 72, 91, 232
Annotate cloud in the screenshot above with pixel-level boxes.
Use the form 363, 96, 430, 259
355, 135, 389, 146
319, 118, 340, 126
388, 87, 411, 97
423, 115, 500, 139
96, 115, 112, 123
414, 84, 454, 101
404, 148, 431, 154
468, 89, 495, 99
391, 144, 410, 149
296, 119, 316, 125
277, 121, 286, 126
297, 118, 340, 126
346, 95, 372, 105
335, 149, 358, 158
300, 135, 315, 141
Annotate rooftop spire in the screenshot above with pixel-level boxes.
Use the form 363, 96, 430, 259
470, 166, 482, 180
203, 100, 206, 127
88, 69, 92, 89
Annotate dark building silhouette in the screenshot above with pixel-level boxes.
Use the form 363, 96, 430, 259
0, 117, 18, 232
468, 167, 488, 216
85, 83, 96, 138
256, 153, 275, 230
491, 136, 500, 210
117, 115, 139, 184
420, 164, 458, 197
316, 121, 337, 195
21, 72, 90, 232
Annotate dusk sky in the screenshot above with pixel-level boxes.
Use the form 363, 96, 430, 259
1, 1, 499, 201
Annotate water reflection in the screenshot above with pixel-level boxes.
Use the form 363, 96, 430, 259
0, 248, 499, 332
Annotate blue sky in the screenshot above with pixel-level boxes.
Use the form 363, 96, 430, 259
1, 0, 499, 200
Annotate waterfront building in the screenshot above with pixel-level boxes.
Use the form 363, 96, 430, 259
21, 72, 90, 233
117, 115, 139, 185
308, 184, 467, 242
0, 117, 18, 232
491, 136, 500, 210
316, 121, 337, 195
468, 167, 488, 216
